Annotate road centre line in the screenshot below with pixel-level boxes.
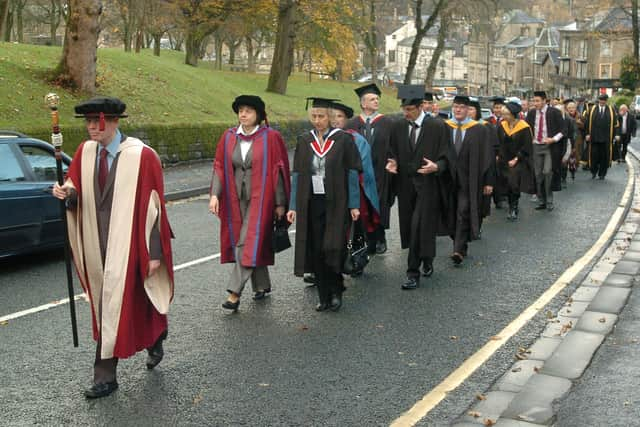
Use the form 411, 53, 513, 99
0, 231, 296, 323
390, 161, 636, 426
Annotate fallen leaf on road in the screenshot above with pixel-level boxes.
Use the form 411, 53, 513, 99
476, 393, 486, 401
0, 320, 8, 326
258, 383, 270, 387
545, 310, 554, 319
193, 394, 203, 405
511, 367, 522, 373
450, 336, 458, 340
534, 366, 541, 373
599, 317, 607, 323
489, 336, 501, 341
468, 411, 481, 418
298, 325, 309, 331
559, 321, 573, 335
483, 419, 496, 426
515, 353, 527, 360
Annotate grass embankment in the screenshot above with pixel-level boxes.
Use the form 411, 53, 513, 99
0, 42, 399, 134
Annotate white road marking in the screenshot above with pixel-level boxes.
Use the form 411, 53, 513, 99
390, 160, 636, 426
0, 231, 296, 323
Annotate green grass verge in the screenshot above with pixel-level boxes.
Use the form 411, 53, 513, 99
0, 42, 399, 136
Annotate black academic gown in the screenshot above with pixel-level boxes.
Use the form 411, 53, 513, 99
346, 114, 394, 229
291, 130, 362, 276
496, 120, 536, 194
390, 116, 456, 260
446, 120, 494, 247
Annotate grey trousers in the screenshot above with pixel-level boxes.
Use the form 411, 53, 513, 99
226, 198, 271, 296
533, 144, 553, 203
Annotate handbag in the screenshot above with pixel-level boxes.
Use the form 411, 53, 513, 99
343, 221, 369, 274
272, 217, 291, 253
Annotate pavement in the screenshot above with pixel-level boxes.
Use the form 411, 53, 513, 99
0, 138, 638, 426
453, 139, 640, 427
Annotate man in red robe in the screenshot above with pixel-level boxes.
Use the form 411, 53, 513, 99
53, 97, 174, 399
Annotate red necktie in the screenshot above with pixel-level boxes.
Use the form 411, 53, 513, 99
537, 111, 545, 143
98, 148, 109, 192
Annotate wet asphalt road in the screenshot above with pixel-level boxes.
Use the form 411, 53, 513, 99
0, 161, 628, 426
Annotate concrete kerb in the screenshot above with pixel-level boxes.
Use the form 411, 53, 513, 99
454, 150, 638, 426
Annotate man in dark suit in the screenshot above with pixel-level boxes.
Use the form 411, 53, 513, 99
386, 85, 455, 289
526, 91, 565, 211
617, 104, 637, 163
584, 94, 618, 179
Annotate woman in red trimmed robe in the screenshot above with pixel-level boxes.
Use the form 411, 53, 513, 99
209, 95, 290, 311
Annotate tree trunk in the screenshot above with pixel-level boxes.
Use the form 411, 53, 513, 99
0, 0, 9, 41
124, 28, 132, 52
153, 33, 161, 56
403, 0, 447, 84
16, 3, 23, 43
246, 36, 255, 72
214, 33, 223, 69
633, 0, 639, 68
184, 31, 201, 66
135, 29, 143, 53
56, 0, 102, 93
424, 15, 448, 87
267, 0, 297, 94
336, 59, 344, 82
3, 4, 12, 41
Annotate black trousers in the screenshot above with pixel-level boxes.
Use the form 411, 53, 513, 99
309, 195, 344, 304
453, 190, 470, 255
407, 189, 432, 278
620, 134, 632, 160
590, 142, 610, 178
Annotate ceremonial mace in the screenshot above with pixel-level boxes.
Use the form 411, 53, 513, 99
45, 93, 79, 347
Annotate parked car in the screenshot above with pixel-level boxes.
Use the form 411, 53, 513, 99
0, 131, 72, 258
633, 95, 640, 119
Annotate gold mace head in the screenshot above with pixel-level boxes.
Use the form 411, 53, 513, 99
44, 92, 60, 109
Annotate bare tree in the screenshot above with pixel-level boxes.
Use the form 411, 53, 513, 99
30, 0, 67, 45
403, 0, 448, 84
0, 1, 9, 39
267, 0, 298, 94
56, 0, 101, 93
424, 13, 449, 86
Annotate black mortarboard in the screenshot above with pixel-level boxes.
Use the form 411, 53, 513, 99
576, 96, 585, 102
330, 102, 354, 119
489, 96, 506, 105
424, 91, 438, 102
505, 101, 522, 116
232, 95, 266, 122
453, 95, 471, 106
74, 96, 128, 118
598, 93, 609, 101
306, 97, 340, 110
354, 83, 381, 98
562, 98, 575, 105
533, 90, 547, 99
397, 84, 424, 106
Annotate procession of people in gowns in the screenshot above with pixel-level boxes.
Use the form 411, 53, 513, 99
53, 81, 626, 398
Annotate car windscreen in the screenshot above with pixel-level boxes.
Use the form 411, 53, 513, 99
0, 145, 26, 182
19, 145, 67, 181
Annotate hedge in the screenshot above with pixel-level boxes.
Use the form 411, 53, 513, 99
26, 120, 310, 164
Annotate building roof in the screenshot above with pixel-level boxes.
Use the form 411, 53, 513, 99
536, 27, 560, 48
397, 34, 460, 50
503, 35, 537, 49
503, 9, 545, 25
595, 7, 633, 32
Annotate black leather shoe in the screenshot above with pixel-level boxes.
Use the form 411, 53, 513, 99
546, 202, 554, 211
592, 174, 597, 179
451, 252, 464, 265
375, 241, 387, 254
84, 381, 118, 399
402, 277, 419, 290
421, 264, 433, 277
222, 299, 240, 312
253, 289, 271, 300
315, 302, 330, 311
534, 203, 547, 210
329, 294, 342, 311
146, 347, 164, 370
598, 176, 605, 180
303, 274, 316, 286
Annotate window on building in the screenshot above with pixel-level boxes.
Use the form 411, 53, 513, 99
392, 35, 396, 40
464, 73, 468, 80
577, 62, 587, 79
388, 50, 396, 63
562, 38, 570, 57
560, 60, 570, 76
579, 40, 588, 59
600, 63, 612, 78
601, 40, 612, 56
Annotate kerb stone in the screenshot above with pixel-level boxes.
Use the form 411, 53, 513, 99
540, 330, 605, 379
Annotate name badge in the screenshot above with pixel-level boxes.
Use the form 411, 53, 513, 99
312, 175, 325, 194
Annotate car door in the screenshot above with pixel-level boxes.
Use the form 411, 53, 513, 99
17, 143, 69, 248
0, 143, 46, 256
